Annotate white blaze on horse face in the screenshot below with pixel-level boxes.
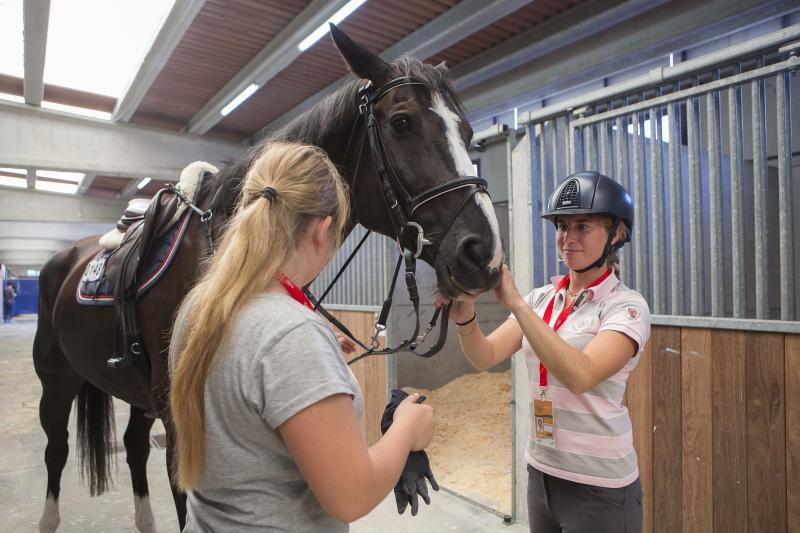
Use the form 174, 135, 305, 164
430, 93, 503, 270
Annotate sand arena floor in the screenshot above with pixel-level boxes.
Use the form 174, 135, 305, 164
405, 370, 513, 515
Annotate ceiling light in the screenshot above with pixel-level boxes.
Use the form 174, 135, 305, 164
220, 83, 259, 117
298, 0, 367, 52
136, 177, 152, 190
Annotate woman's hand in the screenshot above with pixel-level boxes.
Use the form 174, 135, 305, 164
393, 393, 434, 451
493, 265, 525, 312
335, 331, 357, 354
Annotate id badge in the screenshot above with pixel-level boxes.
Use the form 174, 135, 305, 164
533, 398, 556, 449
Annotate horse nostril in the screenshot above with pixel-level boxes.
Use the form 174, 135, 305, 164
459, 236, 489, 267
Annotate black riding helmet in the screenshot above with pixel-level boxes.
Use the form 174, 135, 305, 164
542, 171, 634, 273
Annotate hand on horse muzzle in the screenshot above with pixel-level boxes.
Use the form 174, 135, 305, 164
381, 389, 440, 516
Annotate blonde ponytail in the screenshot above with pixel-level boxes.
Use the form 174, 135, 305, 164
170, 142, 349, 490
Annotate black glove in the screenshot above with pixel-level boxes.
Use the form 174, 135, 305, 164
380, 389, 440, 516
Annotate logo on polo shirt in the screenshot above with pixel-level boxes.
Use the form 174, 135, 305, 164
626, 306, 640, 320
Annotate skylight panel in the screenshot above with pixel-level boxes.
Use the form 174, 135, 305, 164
0, 176, 27, 188
0, 0, 24, 78
44, 0, 176, 97
0, 92, 25, 104
35, 180, 79, 194
0, 167, 28, 189
41, 101, 112, 120
36, 170, 85, 183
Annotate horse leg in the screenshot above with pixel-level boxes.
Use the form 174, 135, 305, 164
36, 380, 82, 533
164, 419, 187, 530
33, 309, 83, 533
124, 406, 158, 533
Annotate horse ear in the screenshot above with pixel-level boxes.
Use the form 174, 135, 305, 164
329, 23, 391, 82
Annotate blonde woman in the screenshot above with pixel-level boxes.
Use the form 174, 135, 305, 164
450, 172, 650, 532
169, 142, 434, 532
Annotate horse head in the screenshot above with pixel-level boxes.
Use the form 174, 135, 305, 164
330, 25, 504, 299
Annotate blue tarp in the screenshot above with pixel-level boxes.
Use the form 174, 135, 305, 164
9, 278, 38, 315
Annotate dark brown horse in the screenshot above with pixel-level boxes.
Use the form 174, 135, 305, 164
33, 26, 504, 532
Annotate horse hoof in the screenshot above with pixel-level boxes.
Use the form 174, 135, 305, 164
38, 495, 60, 533
135, 494, 158, 533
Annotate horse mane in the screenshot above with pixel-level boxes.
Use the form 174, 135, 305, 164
206, 55, 463, 218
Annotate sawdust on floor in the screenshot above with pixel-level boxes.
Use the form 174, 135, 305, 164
404, 369, 512, 514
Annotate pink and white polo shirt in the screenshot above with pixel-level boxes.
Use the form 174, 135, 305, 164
512, 271, 651, 488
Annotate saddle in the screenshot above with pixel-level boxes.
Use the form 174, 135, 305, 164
104, 187, 183, 373
104, 188, 181, 298
99, 161, 219, 375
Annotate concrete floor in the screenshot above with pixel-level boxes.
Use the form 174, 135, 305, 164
1, 316, 526, 532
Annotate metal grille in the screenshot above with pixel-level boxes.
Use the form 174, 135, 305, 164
308, 224, 389, 308
556, 179, 579, 208
522, 40, 799, 321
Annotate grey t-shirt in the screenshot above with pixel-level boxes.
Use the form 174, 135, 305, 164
170, 293, 363, 532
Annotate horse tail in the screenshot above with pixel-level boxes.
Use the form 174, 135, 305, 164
76, 381, 116, 496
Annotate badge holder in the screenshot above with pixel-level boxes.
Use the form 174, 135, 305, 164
534, 387, 556, 449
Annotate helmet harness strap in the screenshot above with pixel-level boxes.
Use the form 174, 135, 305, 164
574, 217, 620, 273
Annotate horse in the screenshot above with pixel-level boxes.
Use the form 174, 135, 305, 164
32, 25, 504, 532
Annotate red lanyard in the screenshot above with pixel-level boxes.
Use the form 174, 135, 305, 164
277, 273, 315, 311
539, 269, 612, 388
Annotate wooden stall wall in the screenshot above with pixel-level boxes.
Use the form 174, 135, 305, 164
327, 309, 387, 445
626, 326, 800, 533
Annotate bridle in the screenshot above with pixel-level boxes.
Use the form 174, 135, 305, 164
305, 76, 490, 365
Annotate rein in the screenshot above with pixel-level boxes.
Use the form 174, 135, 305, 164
305, 76, 489, 365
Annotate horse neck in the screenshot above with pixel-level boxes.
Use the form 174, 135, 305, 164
281, 86, 361, 166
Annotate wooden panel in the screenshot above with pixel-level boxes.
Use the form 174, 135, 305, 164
787, 335, 800, 533
0, 73, 23, 95
746, 332, 786, 532
651, 326, 682, 533
681, 328, 713, 532
428, 0, 588, 69
214, 0, 458, 136
711, 330, 747, 532
133, 0, 312, 125
628, 329, 653, 533
327, 310, 386, 445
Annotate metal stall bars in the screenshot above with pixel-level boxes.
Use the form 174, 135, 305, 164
309, 224, 389, 310
516, 24, 800, 324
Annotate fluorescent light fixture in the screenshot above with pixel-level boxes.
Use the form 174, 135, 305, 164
220, 83, 259, 116
0, 176, 27, 188
42, 101, 112, 120
137, 177, 152, 190
37, 170, 85, 182
35, 180, 79, 194
0, 92, 25, 104
298, 0, 367, 52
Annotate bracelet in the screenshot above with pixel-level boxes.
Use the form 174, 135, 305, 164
455, 313, 476, 327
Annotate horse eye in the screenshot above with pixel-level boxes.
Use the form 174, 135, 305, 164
391, 115, 410, 133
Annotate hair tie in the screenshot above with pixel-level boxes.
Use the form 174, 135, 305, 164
261, 186, 278, 203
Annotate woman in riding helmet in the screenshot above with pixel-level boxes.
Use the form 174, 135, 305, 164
451, 171, 651, 532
